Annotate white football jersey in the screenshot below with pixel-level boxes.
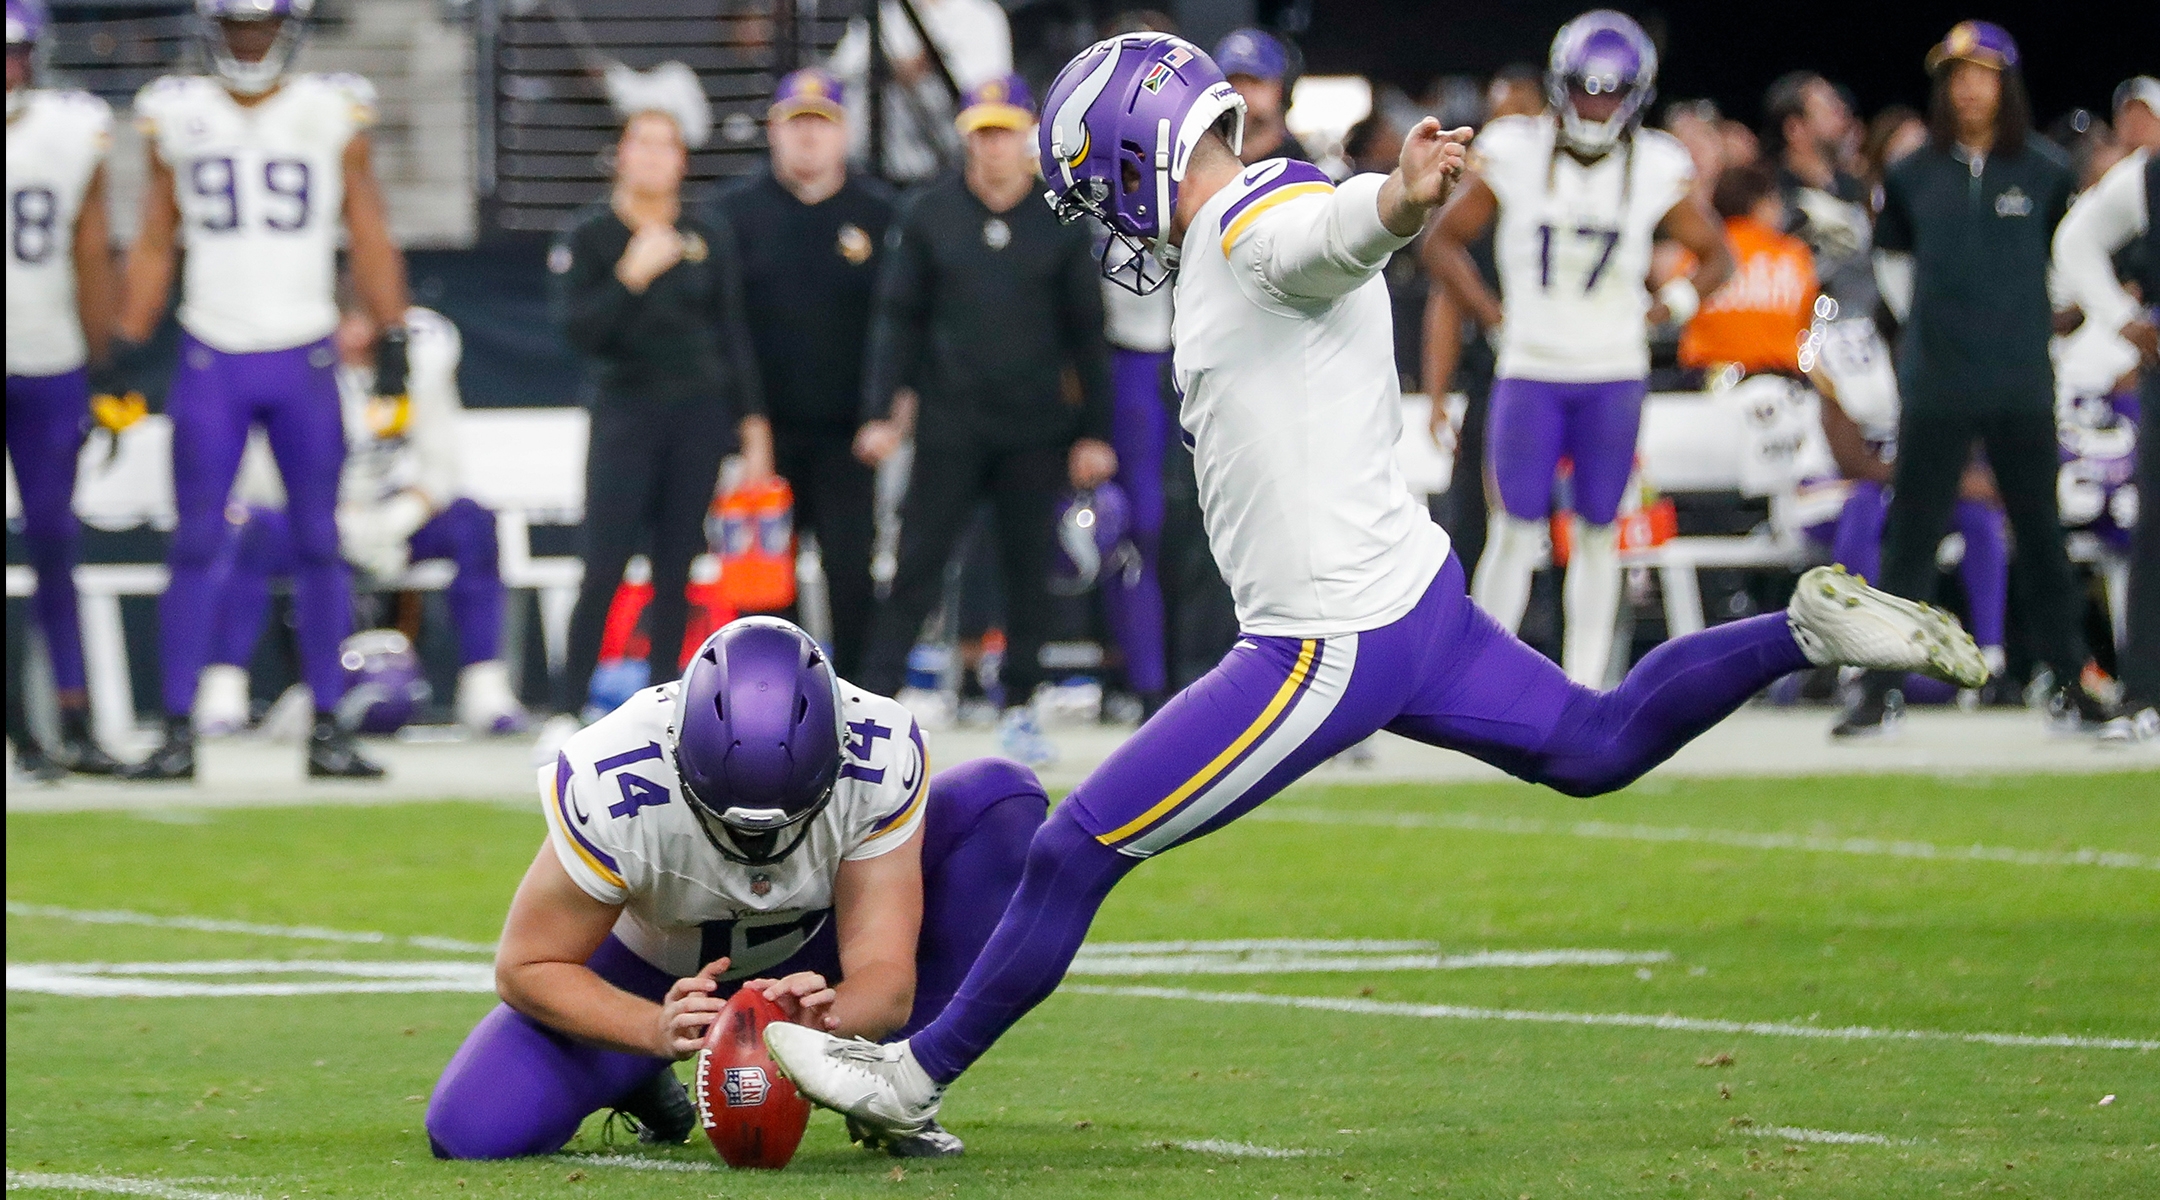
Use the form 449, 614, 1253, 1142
1171, 160, 1452, 637
6, 89, 112, 376
134, 72, 375, 354
1476, 115, 1696, 382
337, 305, 463, 507
542, 679, 929, 980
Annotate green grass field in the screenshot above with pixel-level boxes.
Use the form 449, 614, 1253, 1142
8, 772, 2159, 1198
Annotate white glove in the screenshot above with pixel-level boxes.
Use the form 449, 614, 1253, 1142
339, 491, 431, 581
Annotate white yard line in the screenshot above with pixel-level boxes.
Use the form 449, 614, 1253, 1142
6, 960, 495, 998
1061, 984, 2160, 1053
5, 1171, 260, 1200
1070, 946, 1672, 975
1168, 1139, 1324, 1158
1737, 1125, 1914, 1146
554, 1155, 718, 1173
1250, 808, 2160, 871
5, 903, 496, 954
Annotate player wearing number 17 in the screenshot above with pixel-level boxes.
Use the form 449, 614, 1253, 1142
1425, 11, 1735, 688
114, 0, 408, 780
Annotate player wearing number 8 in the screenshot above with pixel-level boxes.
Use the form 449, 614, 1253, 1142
114, 0, 409, 780
1425, 11, 1734, 687
6, 0, 126, 776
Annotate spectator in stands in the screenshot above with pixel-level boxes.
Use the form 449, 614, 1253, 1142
1664, 99, 1726, 210
2052, 85, 2158, 741
1763, 71, 1875, 311
1421, 64, 1545, 580
714, 69, 894, 678
853, 76, 1116, 767
830, 0, 1012, 183
1857, 20, 2108, 733
1859, 105, 1928, 214
1718, 118, 1761, 170
1214, 29, 1309, 163
548, 108, 766, 733
2114, 77, 2160, 152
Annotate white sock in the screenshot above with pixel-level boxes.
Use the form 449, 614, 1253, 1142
1562, 519, 1622, 688
1470, 514, 1546, 634
456, 660, 521, 727
193, 664, 251, 732
893, 1040, 943, 1104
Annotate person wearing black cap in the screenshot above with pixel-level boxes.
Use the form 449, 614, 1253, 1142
2053, 86, 2158, 741
547, 106, 767, 731
1213, 28, 1309, 164
854, 74, 1116, 767
1849, 21, 2106, 735
713, 68, 894, 678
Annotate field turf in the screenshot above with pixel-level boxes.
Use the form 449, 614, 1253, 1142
7, 771, 2158, 1198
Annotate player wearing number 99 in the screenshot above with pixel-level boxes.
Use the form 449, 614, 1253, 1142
1424, 11, 1734, 688
114, 0, 409, 780
5, 0, 125, 776
425, 617, 1045, 1161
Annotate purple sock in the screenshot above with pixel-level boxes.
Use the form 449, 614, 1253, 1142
907, 809, 1134, 1084
1534, 613, 1810, 796
1830, 481, 1887, 583
1952, 499, 2007, 651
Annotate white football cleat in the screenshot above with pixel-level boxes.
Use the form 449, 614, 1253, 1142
764, 1025, 943, 1137
456, 660, 530, 735
1786, 566, 1988, 689
192, 665, 251, 737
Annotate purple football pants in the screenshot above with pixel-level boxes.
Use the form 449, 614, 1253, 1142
908, 554, 1808, 1083
424, 758, 1047, 1160
1102, 348, 1169, 696
5, 369, 90, 691
212, 498, 505, 669
160, 333, 350, 714
1488, 377, 1647, 525
1826, 480, 2006, 702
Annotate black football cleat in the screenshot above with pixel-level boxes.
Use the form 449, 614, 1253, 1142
308, 716, 385, 779
11, 738, 69, 783
847, 1114, 966, 1158
2047, 684, 2114, 734
54, 710, 125, 775
121, 718, 197, 781
617, 1069, 696, 1146
1830, 685, 1902, 740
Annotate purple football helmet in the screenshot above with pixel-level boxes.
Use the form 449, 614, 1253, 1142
670, 616, 842, 866
2058, 392, 2140, 555
336, 629, 429, 735
196, 0, 314, 97
1049, 482, 1135, 596
1546, 10, 1658, 155
1038, 32, 1246, 293
6, 0, 41, 48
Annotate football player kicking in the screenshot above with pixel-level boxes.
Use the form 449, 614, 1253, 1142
5, 0, 124, 775
425, 617, 1046, 1160
115, 0, 404, 780
765, 30, 1986, 1142
1425, 10, 1735, 688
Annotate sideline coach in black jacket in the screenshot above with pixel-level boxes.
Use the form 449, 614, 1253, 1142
854, 75, 1116, 751
715, 68, 895, 677
551, 109, 765, 715
1856, 22, 2107, 731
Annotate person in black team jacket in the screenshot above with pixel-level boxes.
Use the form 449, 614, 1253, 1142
550, 108, 767, 720
854, 74, 1116, 768
1846, 21, 2109, 735
714, 68, 894, 678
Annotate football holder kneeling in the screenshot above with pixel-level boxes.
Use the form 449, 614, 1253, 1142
693, 989, 811, 1168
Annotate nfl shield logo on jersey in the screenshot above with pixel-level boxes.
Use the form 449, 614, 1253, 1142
722, 1065, 770, 1107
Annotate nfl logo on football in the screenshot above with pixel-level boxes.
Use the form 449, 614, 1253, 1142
722, 1065, 769, 1107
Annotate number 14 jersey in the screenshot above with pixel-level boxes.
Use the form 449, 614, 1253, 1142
134, 72, 376, 353
1475, 113, 1695, 383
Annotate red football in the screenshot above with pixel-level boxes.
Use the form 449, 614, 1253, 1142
693, 987, 812, 1169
